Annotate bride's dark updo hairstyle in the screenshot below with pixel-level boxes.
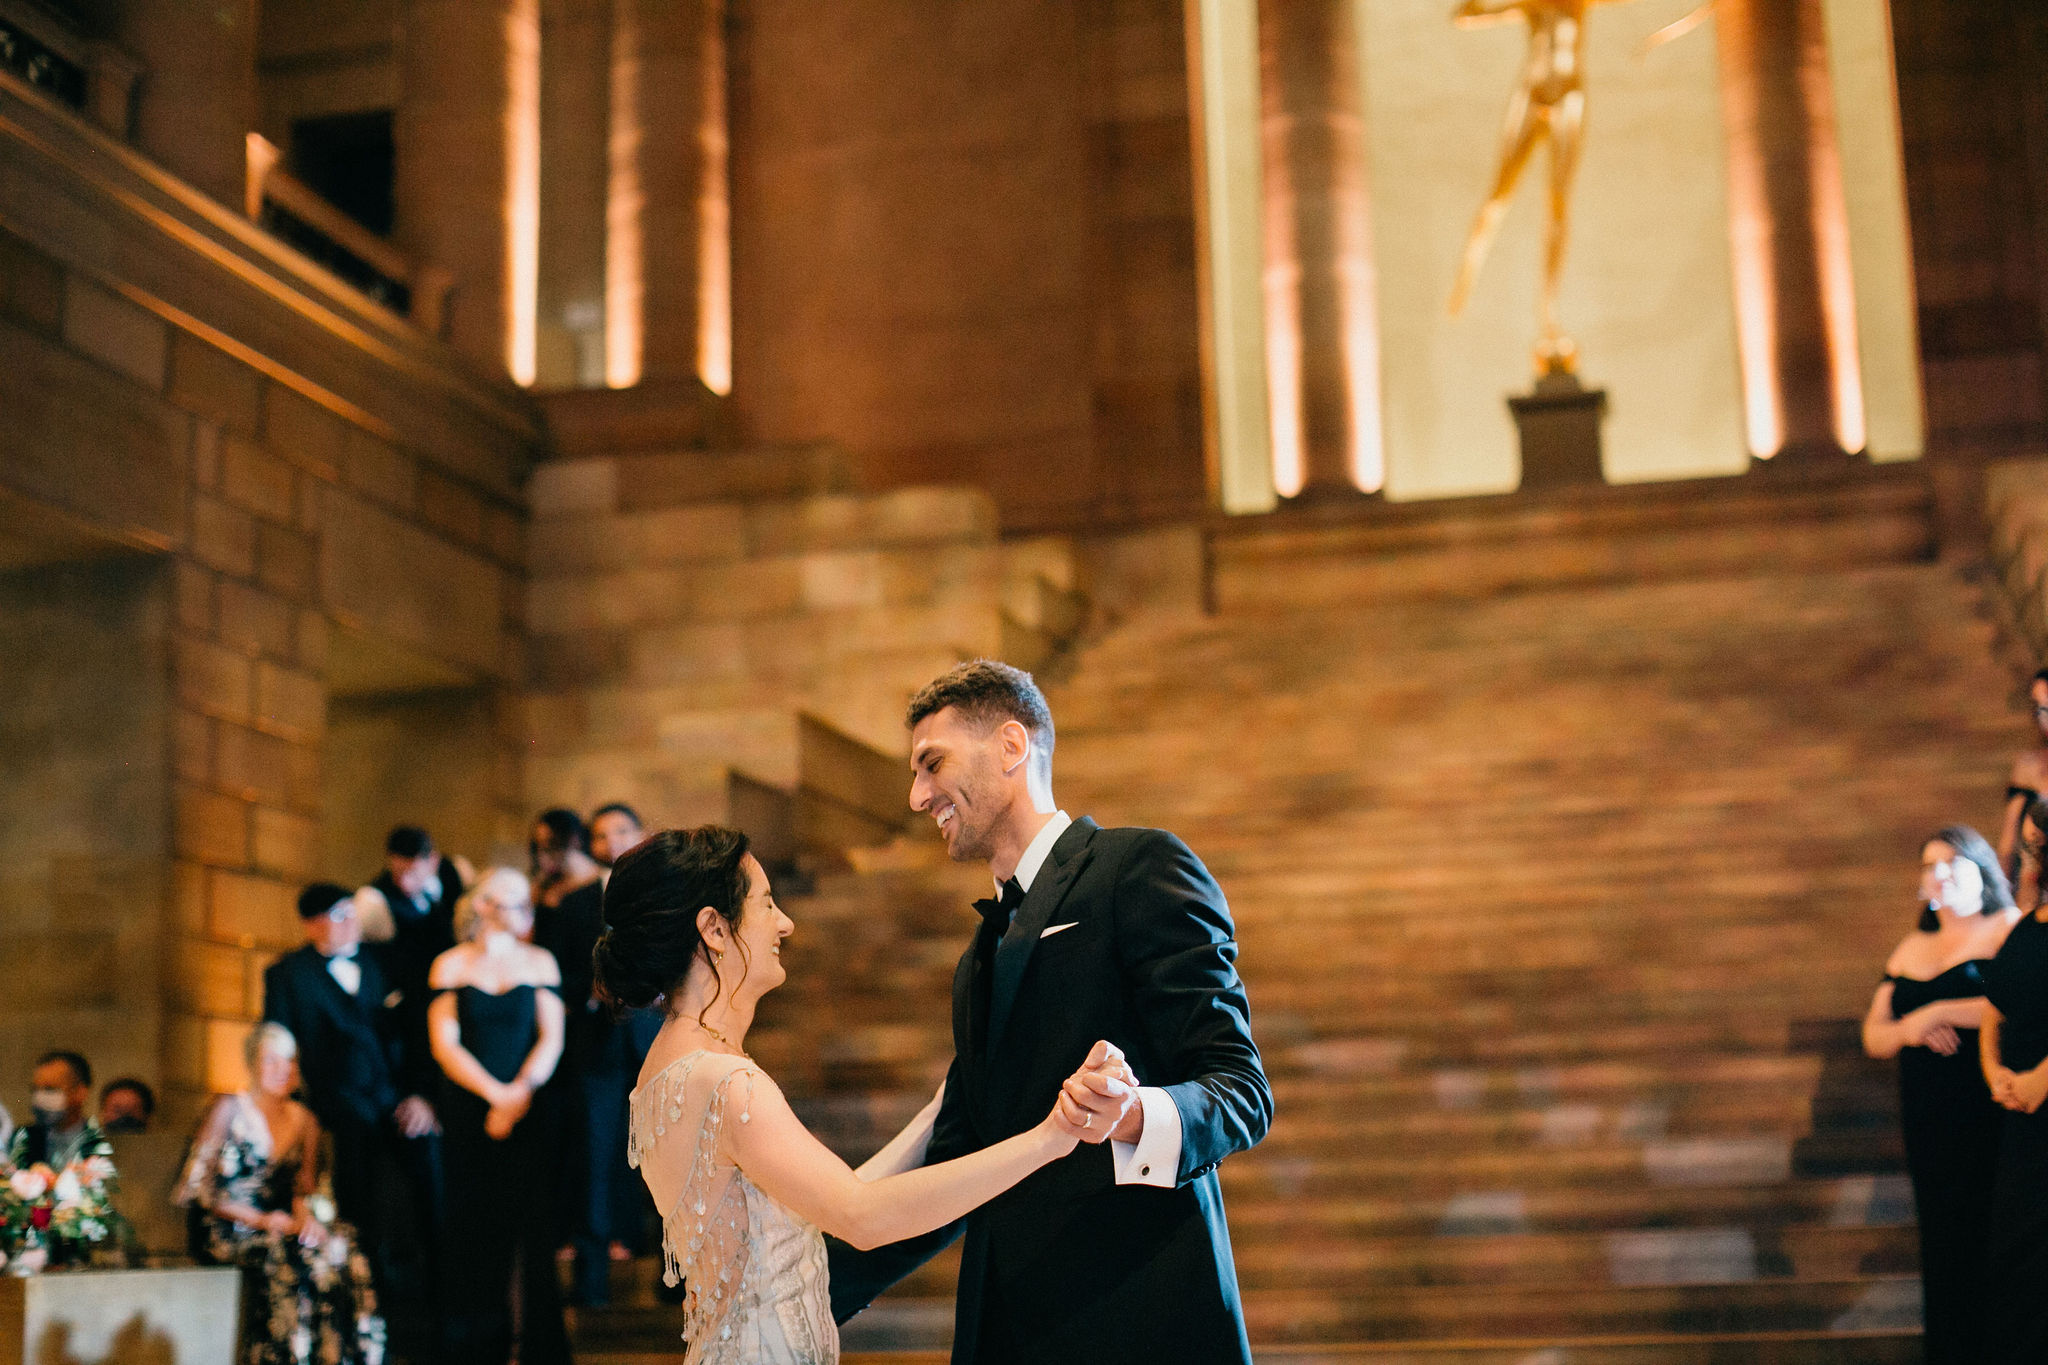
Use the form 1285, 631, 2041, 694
593, 825, 754, 1016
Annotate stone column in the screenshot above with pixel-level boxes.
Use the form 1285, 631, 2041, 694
112, 0, 258, 207
538, 0, 613, 388
395, 0, 543, 383
1715, 0, 1865, 462
1257, 0, 1383, 498
606, 0, 730, 391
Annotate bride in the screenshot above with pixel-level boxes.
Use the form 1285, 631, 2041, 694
593, 825, 1119, 1364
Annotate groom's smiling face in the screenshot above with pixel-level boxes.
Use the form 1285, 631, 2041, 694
910, 706, 1015, 865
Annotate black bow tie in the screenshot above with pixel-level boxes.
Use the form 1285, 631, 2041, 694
975, 877, 1025, 932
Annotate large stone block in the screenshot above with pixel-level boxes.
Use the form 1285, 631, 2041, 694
173, 562, 214, 633
174, 636, 253, 722
265, 384, 348, 481
256, 522, 316, 597
0, 316, 187, 550
255, 661, 325, 741
213, 722, 295, 805
0, 228, 61, 334
318, 486, 509, 679
528, 502, 745, 574
173, 784, 247, 866
741, 486, 997, 556
168, 332, 263, 436
345, 429, 418, 509
188, 494, 257, 576
529, 458, 617, 518
216, 580, 296, 659
418, 469, 487, 547
170, 935, 246, 1017
251, 805, 320, 882
61, 275, 168, 391
221, 434, 300, 524
207, 869, 298, 947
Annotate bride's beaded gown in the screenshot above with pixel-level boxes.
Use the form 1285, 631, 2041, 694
629, 1051, 839, 1365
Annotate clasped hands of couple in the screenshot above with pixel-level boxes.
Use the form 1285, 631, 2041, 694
1044, 1040, 1143, 1148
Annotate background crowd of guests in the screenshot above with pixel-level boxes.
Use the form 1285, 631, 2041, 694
125, 801, 661, 1365
1864, 666, 2048, 1364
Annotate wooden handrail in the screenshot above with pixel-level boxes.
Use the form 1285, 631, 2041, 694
244, 133, 452, 333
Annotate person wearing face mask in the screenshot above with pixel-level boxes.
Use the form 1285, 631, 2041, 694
1863, 826, 2017, 1364
428, 867, 570, 1365
13, 1051, 100, 1170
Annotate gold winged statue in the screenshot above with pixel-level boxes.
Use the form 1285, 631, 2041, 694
1447, 0, 1654, 375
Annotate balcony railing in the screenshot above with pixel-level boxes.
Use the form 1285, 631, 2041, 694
244, 133, 453, 336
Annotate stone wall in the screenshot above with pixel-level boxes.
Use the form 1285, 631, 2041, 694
728, 0, 1203, 534
0, 77, 542, 1120
0, 558, 169, 1103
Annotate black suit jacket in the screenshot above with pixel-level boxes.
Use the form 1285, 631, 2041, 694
828, 817, 1271, 1365
533, 879, 605, 1072
262, 945, 399, 1133
366, 859, 462, 1098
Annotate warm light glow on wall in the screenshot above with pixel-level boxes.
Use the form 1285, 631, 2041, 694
1725, 152, 1785, 459
1810, 130, 1866, 453
1263, 252, 1307, 498
606, 3, 645, 389
505, 0, 541, 386
696, 0, 732, 396
1336, 207, 1384, 495
1185, 0, 1277, 516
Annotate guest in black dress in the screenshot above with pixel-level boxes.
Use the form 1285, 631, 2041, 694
427, 868, 569, 1365
1863, 825, 2017, 1365
1997, 668, 2048, 883
1981, 798, 2048, 1362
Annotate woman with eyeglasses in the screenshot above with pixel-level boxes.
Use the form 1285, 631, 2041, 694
1996, 669, 2048, 884
1981, 798, 2048, 1361
1863, 826, 2017, 1364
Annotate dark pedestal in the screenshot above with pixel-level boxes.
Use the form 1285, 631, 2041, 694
1509, 371, 1608, 490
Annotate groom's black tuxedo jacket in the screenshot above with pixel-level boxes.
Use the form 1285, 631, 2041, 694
828, 816, 1272, 1365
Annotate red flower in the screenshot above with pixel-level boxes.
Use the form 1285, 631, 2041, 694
29, 1206, 51, 1230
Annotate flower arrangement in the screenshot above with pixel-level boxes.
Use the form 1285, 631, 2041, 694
0, 1125, 127, 1272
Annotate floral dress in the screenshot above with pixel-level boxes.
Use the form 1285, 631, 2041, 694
176, 1094, 386, 1365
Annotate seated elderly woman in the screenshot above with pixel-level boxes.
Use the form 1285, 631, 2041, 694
177, 1021, 385, 1365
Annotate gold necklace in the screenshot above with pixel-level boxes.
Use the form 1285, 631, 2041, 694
697, 1020, 750, 1059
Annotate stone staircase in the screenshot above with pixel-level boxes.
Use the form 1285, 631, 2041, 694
571, 467, 2027, 1362
522, 439, 1086, 847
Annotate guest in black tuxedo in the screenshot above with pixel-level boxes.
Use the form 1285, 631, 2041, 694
829, 660, 1272, 1365
264, 883, 442, 1359
358, 826, 464, 1125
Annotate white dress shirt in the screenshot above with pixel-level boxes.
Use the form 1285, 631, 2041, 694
1007, 810, 1184, 1190
326, 945, 362, 997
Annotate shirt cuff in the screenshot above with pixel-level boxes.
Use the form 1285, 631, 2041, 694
1110, 1086, 1182, 1188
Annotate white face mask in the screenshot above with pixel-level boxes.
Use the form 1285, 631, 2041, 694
1934, 857, 1986, 916
30, 1088, 67, 1122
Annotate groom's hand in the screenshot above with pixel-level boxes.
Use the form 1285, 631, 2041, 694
1062, 1041, 1142, 1144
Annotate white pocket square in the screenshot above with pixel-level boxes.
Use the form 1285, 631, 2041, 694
1040, 922, 1079, 939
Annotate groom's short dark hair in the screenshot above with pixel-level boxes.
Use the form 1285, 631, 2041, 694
907, 660, 1055, 767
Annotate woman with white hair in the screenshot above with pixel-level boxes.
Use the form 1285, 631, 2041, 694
428, 867, 569, 1365
176, 1021, 385, 1365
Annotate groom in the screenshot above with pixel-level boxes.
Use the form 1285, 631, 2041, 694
828, 660, 1272, 1364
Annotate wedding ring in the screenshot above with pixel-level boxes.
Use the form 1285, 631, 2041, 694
1082, 1113, 1091, 1129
